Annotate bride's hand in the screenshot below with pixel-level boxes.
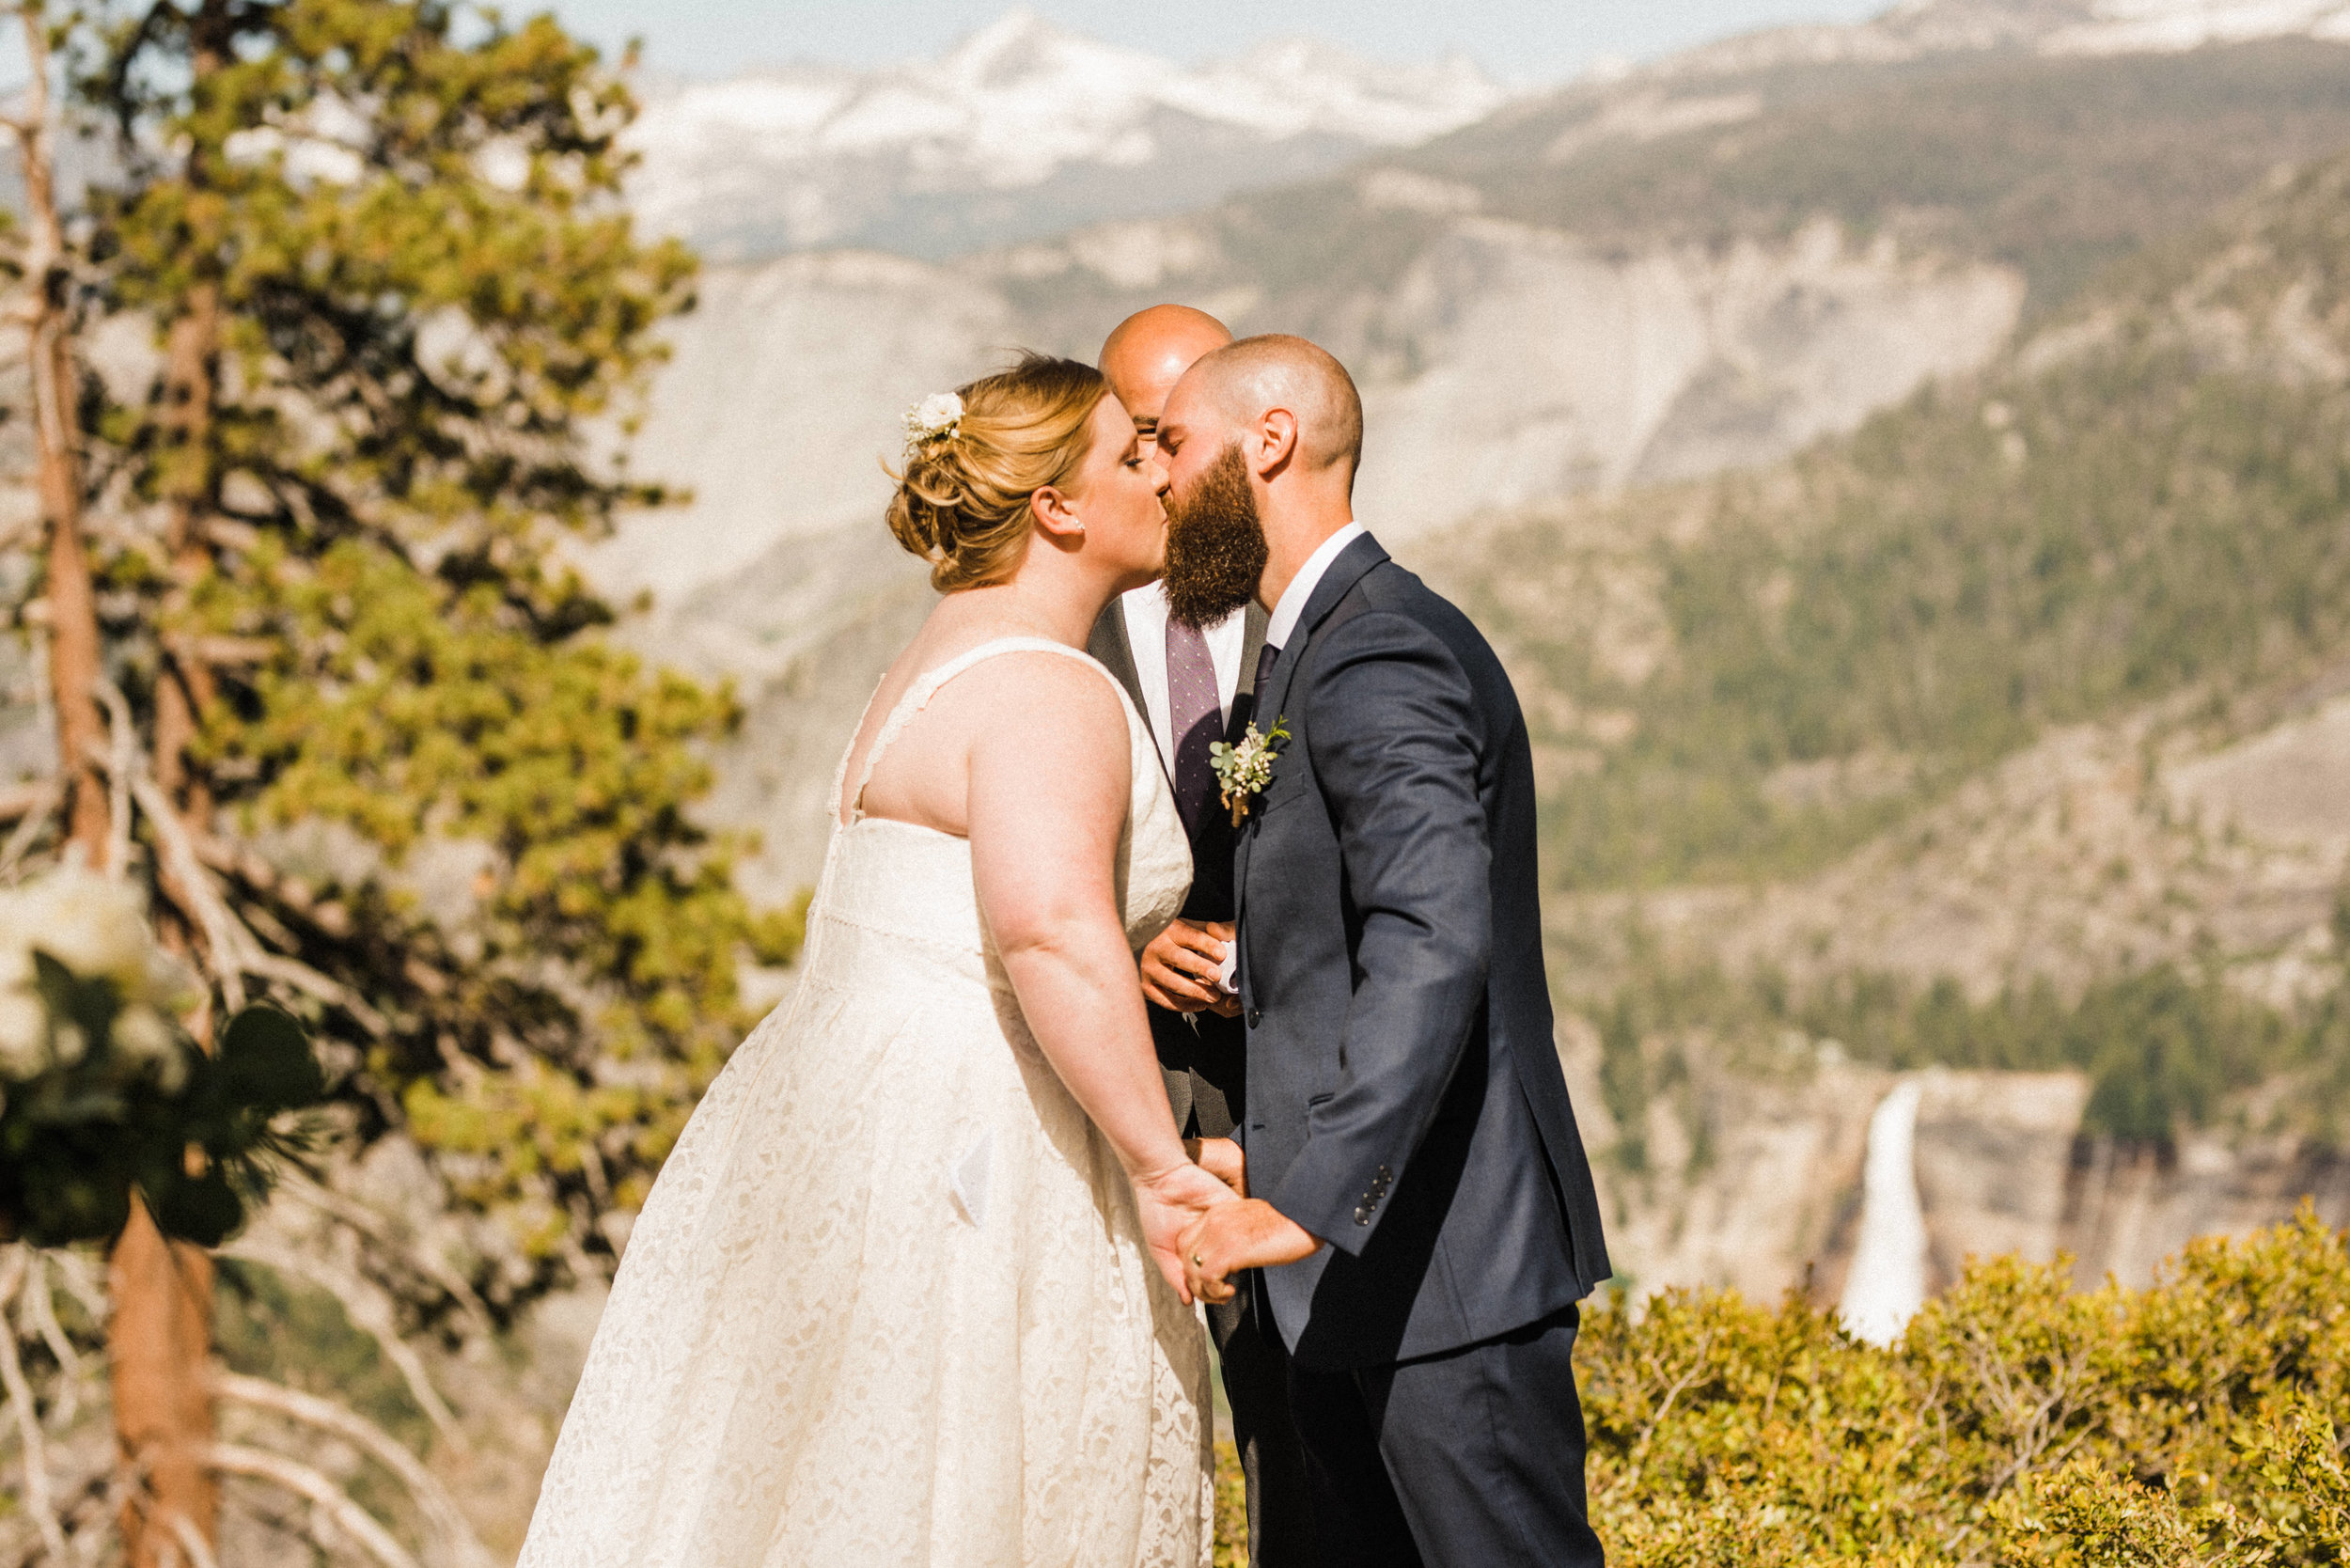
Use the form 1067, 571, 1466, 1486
1132, 1160, 1240, 1303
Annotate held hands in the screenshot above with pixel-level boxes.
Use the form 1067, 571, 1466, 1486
1132, 1159, 1241, 1305
1140, 918, 1243, 1018
1179, 1200, 1323, 1307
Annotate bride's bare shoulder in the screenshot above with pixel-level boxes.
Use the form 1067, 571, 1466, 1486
952, 647, 1126, 734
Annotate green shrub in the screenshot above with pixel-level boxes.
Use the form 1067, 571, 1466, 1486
1585, 1212, 2350, 1565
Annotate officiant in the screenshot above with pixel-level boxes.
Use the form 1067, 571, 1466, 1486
1089, 304, 1313, 1565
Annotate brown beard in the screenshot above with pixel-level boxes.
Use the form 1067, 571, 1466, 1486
1162, 443, 1269, 630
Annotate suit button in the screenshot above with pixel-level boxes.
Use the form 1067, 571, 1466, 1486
1353, 1206, 1371, 1226
1246, 1008, 1262, 1028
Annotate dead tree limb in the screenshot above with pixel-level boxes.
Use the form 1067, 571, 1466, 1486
200, 1445, 418, 1568
215, 1238, 461, 1448
0, 1248, 70, 1563
213, 1372, 491, 1568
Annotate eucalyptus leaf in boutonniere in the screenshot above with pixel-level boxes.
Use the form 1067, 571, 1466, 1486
1210, 716, 1291, 826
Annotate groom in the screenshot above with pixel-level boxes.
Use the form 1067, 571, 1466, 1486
1086, 304, 1315, 1563
1164, 337, 1613, 1566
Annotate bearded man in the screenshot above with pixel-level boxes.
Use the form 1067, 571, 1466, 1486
1087, 304, 1314, 1564
1164, 335, 1612, 1568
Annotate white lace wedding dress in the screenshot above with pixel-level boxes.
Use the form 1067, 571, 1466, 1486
517, 637, 1212, 1567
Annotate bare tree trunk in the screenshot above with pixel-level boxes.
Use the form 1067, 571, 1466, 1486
11, 8, 221, 1561
121, 7, 237, 1560
109, 1205, 218, 1565
13, 4, 105, 868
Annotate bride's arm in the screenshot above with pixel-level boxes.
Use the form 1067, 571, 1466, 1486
964, 656, 1234, 1298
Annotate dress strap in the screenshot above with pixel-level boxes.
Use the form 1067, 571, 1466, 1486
843, 636, 1120, 824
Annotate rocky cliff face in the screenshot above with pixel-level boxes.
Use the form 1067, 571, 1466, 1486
597, 214, 2021, 893
1594, 1058, 2350, 1309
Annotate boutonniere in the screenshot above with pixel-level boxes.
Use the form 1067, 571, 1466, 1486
1209, 716, 1291, 826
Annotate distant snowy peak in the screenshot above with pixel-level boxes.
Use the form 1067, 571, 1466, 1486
633, 11, 1503, 179
2044, 0, 2350, 54
626, 9, 1506, 259
1648, 0, 2350, 81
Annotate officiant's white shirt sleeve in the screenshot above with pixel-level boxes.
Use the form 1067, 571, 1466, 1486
1264, 521, 1369, 651
1120, 582, 1248, 778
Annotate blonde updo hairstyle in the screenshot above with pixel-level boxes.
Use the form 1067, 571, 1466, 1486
887, 353, 1109, 592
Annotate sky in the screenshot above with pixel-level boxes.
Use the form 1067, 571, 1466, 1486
537, 0, 1894, 87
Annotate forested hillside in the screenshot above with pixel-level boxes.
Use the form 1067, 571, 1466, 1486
1418, 144, 2350, 1247
1441, 149, 2350, 895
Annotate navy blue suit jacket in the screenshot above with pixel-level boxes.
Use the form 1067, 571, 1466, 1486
1235, 534, 1611, 1370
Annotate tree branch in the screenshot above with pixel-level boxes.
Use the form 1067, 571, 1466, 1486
124, 770, 244, 1013
161, 1508, 220, 1568
0, 781, 59, 886
16, 1254, 81, 1431
215, 1238, 462, 1449
213, 1372, 492, 1568
87, 681, 136, 886
274, 1175, 491, 1340
0, 1247, 70, 1564
201, 1444, 419, 1568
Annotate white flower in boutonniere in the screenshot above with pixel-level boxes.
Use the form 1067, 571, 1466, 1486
1209, 715, 1291, 826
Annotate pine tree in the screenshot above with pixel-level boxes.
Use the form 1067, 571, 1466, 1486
0, 3, 792, 1559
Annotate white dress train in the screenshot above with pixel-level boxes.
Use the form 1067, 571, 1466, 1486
517, 637, 1213, 1567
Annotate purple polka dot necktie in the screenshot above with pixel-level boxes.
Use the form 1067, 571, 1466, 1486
1167, 615, 1223, 838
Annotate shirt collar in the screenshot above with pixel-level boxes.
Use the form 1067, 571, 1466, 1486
1264, 521, 1368, 651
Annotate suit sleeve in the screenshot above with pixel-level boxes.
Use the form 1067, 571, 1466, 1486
1266, 607, 1491, 1255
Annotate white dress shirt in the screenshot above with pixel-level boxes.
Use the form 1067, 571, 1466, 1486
1217, 521, 1368, 996
1119, 579, 1248, 779
1264, 521, 1370, 654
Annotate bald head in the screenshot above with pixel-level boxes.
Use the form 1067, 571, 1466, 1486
1184, 334, 1364, 480
1099, 304, 1232, 433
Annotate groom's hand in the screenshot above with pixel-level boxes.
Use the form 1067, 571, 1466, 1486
1179, 1200, 1322, 1306
1140, 917, 1231, 1013
1185, 1136, 1247, 1198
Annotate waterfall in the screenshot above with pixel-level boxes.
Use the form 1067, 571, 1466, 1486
1839, 1076, 1928, 1345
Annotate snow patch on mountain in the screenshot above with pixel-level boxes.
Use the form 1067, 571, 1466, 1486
624, 10, 1507, 260
1648, 0, 2350, 80
2044, 0, 2350, 52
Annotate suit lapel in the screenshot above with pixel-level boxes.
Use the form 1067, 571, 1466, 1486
1230, 600, 1269, 739
1233, 534, 1389, 934
1087, 598, 1145, 716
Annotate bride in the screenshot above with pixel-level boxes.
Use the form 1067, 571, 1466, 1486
516, 355, 1234, 1566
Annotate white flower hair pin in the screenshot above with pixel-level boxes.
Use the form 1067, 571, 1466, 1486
903, 390, 964, 453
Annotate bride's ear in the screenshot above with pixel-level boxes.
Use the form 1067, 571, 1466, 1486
1029, 485, 1086, 548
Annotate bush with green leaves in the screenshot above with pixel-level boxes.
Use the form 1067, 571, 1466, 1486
1584, 1210, 2350, 1566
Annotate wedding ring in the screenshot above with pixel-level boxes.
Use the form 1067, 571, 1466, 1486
1191, 1254, 1205, 1267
